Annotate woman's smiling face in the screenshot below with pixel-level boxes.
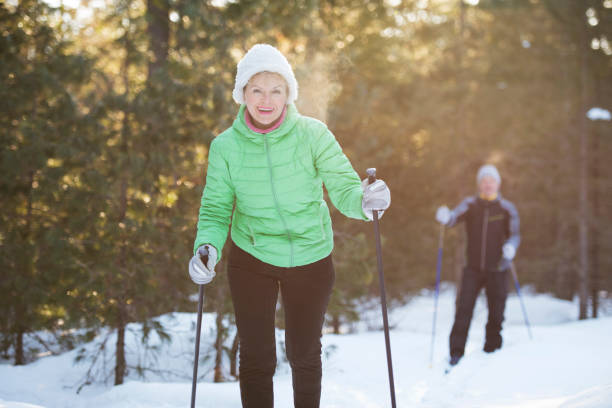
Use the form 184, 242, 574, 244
244, 72, 288, 129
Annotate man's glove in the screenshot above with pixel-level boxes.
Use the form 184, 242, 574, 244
189, 244, 217, 285
361, 178, 391, 220
436, 206, 451, 225
502, 243, 516, 261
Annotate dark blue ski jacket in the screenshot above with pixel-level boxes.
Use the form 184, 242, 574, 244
447, 195, 520, 272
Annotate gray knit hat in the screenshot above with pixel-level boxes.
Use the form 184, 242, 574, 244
232, 44, 298, 105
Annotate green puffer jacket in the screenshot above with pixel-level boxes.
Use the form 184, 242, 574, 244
193, 104, 368, 268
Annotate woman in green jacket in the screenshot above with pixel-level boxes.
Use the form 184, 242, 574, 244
189, 43, 391, 408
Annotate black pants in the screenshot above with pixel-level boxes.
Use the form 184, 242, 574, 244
449, 266, 508, 357
227, 242, 335, 408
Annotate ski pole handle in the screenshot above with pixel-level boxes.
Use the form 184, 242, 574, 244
366, 168, 379, 219
367, 167, 377, 184
366, 168, 381, 220
198, 246, 208, 264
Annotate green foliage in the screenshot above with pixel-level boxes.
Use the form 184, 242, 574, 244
327, 231, 375, 333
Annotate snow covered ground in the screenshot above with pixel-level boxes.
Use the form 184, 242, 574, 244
1, 286, 611, 408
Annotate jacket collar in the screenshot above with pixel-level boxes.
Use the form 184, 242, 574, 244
232, 104, 299, 144
477, 193, 502, 205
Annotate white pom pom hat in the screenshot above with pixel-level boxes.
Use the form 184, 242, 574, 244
476, 164, 501, 185
232, 44, 299, 105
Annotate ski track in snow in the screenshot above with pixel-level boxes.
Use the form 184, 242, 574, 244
1, 289, 611, 408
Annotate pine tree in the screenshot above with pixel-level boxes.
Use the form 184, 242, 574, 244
0, 0, 94, 364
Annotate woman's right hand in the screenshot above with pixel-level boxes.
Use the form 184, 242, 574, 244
189, 244, 217, 285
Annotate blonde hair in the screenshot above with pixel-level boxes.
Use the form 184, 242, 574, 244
245, 71, 289, 94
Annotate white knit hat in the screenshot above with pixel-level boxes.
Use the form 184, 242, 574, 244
232, 44, 298, 105
477, 164, 501, 185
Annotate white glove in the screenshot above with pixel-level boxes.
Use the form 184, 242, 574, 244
361, 178, 391, 220
189, 244, 217, 285
436, 206, 451, 225
502, 243, 516, 261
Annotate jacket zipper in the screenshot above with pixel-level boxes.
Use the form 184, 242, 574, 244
480, 206, 489, 271
263, 135, 294, 266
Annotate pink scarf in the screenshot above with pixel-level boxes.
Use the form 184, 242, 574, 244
245, 106, 287, 134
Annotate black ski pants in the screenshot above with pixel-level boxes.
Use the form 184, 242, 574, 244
227, 242, 335, 408
449, 266, 508, 357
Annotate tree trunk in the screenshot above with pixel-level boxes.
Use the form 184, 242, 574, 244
14, 328, 24, 366
114, 127, 129, 385
15, 171, 35, 365
452, 0, 467, 303
554, 221, 575, 300
114, 31, 131, 384
229, 332, 239, 378
146, 0, 169, 81
577, 8, 590, 320
114, 176, 128, 385
331, 314, 341, 335
214, 308, 225, 383
114, 302, 127, 385
554, 31, 575, 301
590, 93, 600, 319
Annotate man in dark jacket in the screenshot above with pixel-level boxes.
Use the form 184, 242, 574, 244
435, 164, 520, 366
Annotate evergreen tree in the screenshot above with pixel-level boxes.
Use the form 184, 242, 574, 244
0, 0, 94, 364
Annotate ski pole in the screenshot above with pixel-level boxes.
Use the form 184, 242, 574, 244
429, 224, 445, 367
191, 248, 208, 408
509, 262, 533, 340
367, 168, 397, 408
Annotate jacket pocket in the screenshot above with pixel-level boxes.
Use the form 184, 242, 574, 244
319, 202, 328, 241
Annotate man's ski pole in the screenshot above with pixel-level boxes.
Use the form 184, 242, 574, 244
429, 224, 445, 367
367, 168, 397, 408
509, 262, 533, 340
191, 248, 208, 408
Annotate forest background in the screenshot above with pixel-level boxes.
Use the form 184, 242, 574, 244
1, 0, 611, 386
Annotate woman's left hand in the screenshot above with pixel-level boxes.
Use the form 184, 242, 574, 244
361, 178, 391, 220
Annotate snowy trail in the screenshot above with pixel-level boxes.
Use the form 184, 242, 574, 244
318, 318, 612, 408
1, 290, 611, 408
